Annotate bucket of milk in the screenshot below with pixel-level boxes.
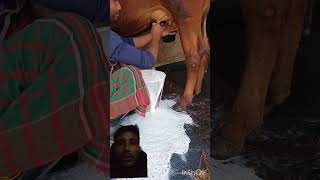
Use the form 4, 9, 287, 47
140, 70, 166, 112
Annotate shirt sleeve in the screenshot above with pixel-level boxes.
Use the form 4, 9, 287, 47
109, 30, 155, 69
121, 36, 135, 46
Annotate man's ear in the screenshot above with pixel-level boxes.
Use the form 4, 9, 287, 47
139, 146, 142, 152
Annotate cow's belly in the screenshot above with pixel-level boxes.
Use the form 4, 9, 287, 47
114, 0, 177, 36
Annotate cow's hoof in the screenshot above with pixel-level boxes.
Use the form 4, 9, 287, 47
194, 88, 201, 96
211, 135, 242, 160
172, 103, 187, 112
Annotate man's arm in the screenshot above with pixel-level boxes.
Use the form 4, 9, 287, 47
109, 23, 167, 69
132, 22, 170, 49
144, 23, 165, 60
109, 30, 155, 69
132, 33, 152, 49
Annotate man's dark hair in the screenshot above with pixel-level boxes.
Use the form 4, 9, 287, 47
113, 125, 140, 143
111, 125, 147, 178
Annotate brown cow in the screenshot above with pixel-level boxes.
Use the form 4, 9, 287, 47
212, 0, 307, 159
112, 0, 211, 110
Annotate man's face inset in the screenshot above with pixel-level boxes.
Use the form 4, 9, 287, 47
110, 0, 122, 23
113, 131, 141, 167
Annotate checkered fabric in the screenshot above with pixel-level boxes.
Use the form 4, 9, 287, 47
110, 65, 150, 121
0, 13, 108, 176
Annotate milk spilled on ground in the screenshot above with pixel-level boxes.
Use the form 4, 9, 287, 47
111, 100, 193, 180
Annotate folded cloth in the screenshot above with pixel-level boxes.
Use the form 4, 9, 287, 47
0, 13, 108, 176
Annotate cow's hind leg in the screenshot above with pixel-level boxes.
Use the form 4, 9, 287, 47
194, 13, 211, 95
211, 0, 288, 159
266, 0, 305, 115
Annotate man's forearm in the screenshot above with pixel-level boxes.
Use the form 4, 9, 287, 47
145, 34, 161, 60
132, 33, 153, 49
